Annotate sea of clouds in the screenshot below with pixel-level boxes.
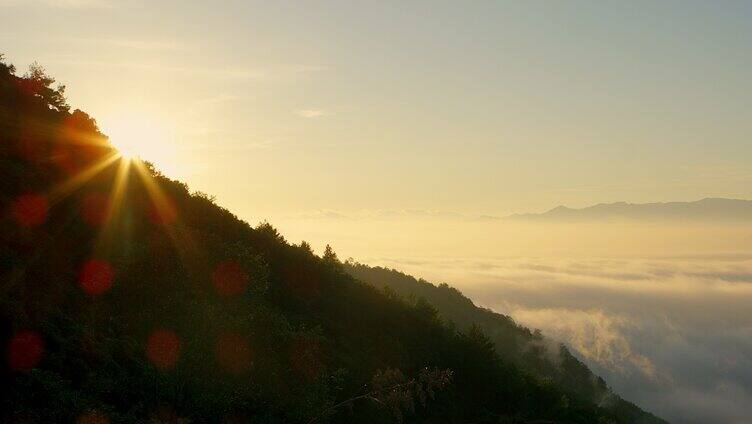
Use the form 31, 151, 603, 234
276, 214, 752, 422
371, 255, 752, 424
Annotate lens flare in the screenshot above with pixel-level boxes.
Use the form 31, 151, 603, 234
78, 259, 114, 296
146, 329, 180, 370
6, 330, 44, 371
147, 195, 178, 226
11, 193, 48, 227
212, 260, 249, 296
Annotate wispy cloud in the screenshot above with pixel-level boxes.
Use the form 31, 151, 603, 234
296, 109, 328, 118
511, 307, 662, 380
288, 209, 348, 220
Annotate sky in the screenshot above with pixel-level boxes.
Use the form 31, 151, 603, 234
3, 2, 752, 422
2, 0, 752, 223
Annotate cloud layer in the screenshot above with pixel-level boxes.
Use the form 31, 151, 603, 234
370, 255, 752, 424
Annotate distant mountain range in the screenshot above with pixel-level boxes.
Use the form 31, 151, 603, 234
508, 198, 752, 222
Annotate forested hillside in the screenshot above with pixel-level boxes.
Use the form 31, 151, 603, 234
1, 55, 664, 423
343, 262, 662, 423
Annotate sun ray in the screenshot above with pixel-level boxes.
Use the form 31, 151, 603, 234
129, 159, 230, 332
131, 160, 203, 270
47, 151, 120, 206
92, 158, 132, 252
4, 155, 124, 295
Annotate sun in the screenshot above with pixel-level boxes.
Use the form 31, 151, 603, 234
101, 114, 172, 161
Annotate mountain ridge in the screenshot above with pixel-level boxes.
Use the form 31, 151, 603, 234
507, 197, 752, 221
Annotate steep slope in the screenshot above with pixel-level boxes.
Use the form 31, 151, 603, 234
1, 56, 664, 423
507, 198, 752, 222
343, 263, 664, 423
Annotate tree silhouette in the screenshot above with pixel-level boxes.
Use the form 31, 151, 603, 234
323, 244, 339, 264
21, 62, 69, 112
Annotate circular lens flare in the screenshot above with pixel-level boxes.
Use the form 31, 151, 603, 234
11, 193, 48, 227
78, 259, 114, 296
7, 330, 44, 371
212, 260, 249, 296
146, 329, 180, 370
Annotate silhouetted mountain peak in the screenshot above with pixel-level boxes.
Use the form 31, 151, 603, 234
550, 205, 573, 212
508, 198, 752, 222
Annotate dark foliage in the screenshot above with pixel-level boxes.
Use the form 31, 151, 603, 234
0, 55, 664, 423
